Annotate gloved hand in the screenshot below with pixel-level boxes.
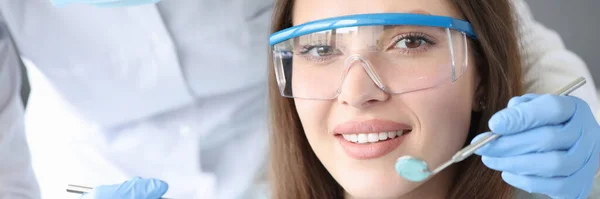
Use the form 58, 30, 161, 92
81, 177, 168, 199
472, 94, 600, 199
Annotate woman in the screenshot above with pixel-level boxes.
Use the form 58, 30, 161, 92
267, 0, 599, 198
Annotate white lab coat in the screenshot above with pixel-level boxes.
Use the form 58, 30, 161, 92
0, 0, 272, 198
0, 22, 39, 199
0, 0, 598, 199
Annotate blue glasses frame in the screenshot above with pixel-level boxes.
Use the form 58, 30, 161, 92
269, 13, 477, 46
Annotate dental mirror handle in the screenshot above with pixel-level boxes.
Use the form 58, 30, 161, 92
430, 77, 586, 175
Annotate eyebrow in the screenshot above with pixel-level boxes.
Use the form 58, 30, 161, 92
383, 9, 432, 31
409, 9, 432, 15
378, 10, 436, 49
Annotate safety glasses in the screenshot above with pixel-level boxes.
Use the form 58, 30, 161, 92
270, 13, 478, 100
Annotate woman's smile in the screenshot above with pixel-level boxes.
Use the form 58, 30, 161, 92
333, 119, 412, 159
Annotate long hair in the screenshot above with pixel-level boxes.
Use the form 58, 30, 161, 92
267, 0, 523, 198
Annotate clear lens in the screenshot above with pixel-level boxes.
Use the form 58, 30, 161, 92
272, 25, 469, 100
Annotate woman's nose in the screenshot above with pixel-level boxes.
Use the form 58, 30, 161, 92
337, 59, 389, 108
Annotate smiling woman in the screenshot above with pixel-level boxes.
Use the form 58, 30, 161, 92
267, 0, 523, 198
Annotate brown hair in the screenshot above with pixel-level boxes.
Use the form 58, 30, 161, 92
267, 0, 524, 198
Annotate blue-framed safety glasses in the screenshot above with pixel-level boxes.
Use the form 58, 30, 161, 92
269, 13, 478, 100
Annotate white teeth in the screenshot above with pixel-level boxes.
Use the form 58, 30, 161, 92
343, 130, 411, 144
367, 133, 379, 143
343, 134, 351, 141
388, 131, 397, 138
378, 132, 388, 140
357, 134, 368, 143
350, 134, 358, 142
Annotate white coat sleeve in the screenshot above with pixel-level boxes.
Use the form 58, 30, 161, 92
511, 1, 600, 199
512, 0, 600, 113
0, 14, 41, 199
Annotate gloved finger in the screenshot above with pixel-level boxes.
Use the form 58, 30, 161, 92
501, 155, 598, 199
481, 151, 584, 177
473, 125, 578, 157
506, 93, 538, 108
488, 94, 576, 135
91, 177, 168, 199
129, 177, 169, 199
501, 172, 575, 198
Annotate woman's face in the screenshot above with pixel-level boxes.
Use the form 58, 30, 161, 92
292, 0, 478, 198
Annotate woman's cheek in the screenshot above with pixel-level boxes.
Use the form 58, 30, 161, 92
294, 99, 332, 138
402, 79, 475, 166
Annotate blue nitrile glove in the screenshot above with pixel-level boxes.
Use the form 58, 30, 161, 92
81, 177, 168, 199
472, 94, 600, 199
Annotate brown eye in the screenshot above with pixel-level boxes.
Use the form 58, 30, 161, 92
300, 45, 340, 57
316, 46, 333, 56
405, 38, 423, 48
395, 37, 426, 49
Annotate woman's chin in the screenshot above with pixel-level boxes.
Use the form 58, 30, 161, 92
333, 168, 425, 199
342, 182, 418, 199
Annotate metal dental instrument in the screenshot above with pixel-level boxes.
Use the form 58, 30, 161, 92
429, 77, 586, 175
67, 184, 173, 199
66, 184, 93, 195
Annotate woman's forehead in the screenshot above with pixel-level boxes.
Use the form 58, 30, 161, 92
292, 0, 463, 25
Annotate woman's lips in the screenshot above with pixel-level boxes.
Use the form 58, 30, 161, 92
333, 119, 412, 159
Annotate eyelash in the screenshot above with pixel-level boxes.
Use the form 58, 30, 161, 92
298, 45, 339, 63
388, 32, 437, 55
295, 32, 437, 62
